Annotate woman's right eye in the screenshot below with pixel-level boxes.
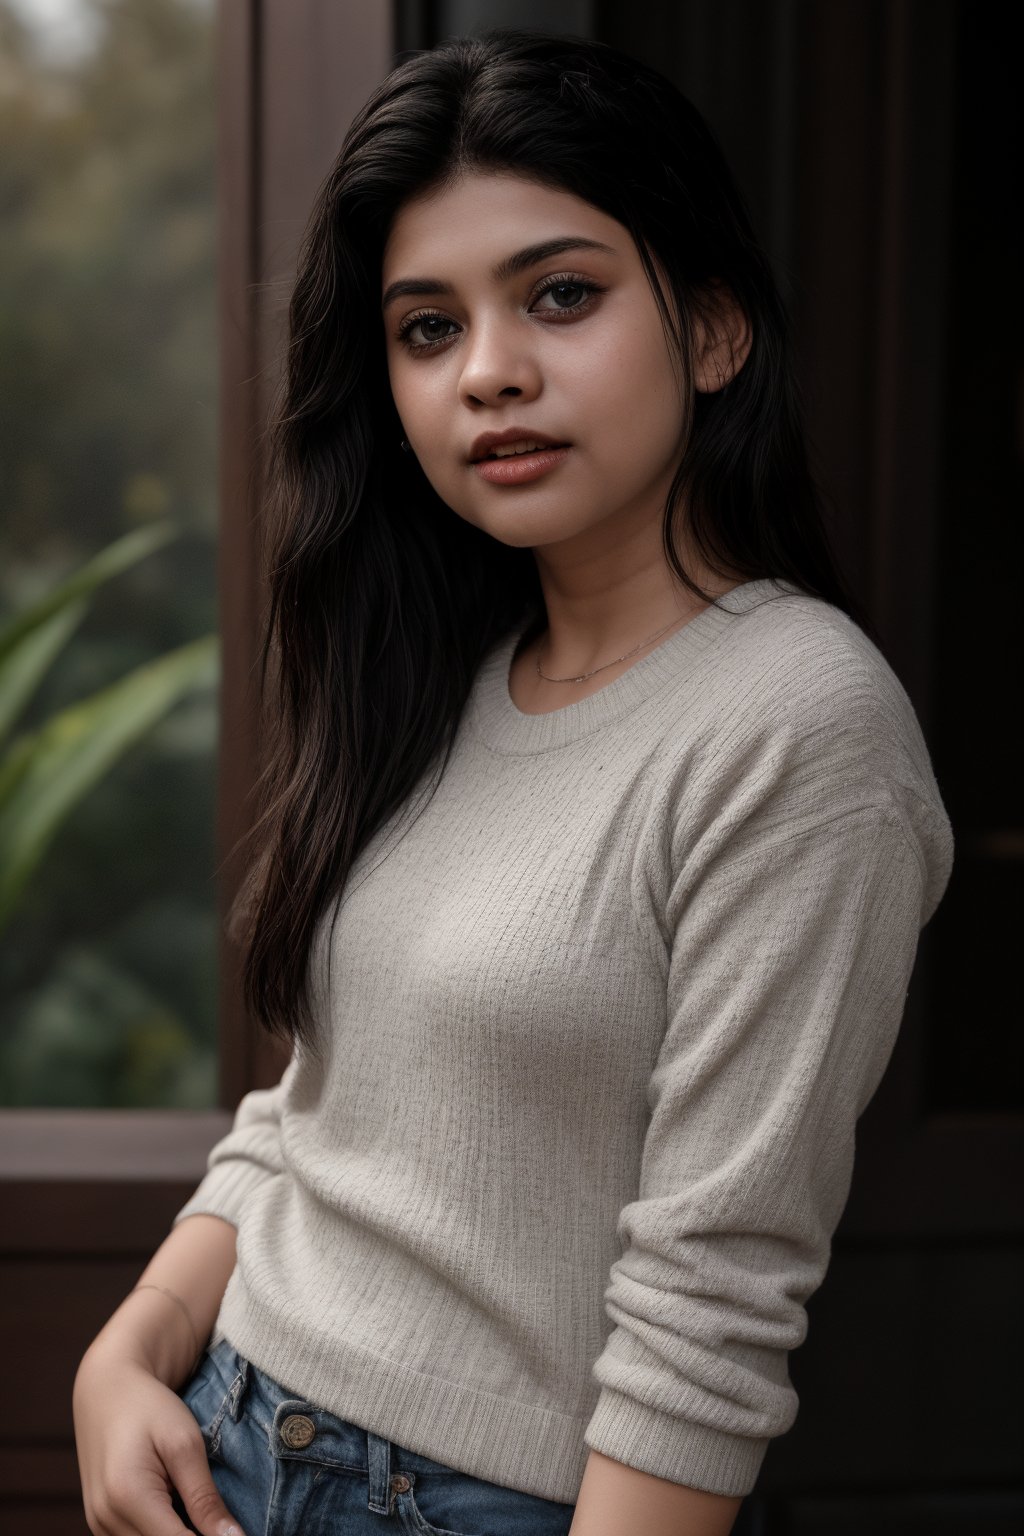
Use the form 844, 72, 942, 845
395, 311, 455, 351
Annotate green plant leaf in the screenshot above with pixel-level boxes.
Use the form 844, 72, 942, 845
0, 633, 219, 932
0, 521, 180, 744
0, 597, 90, 745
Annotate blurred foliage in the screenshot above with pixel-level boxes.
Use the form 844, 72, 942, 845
0, 522, 219, 930
0, 0, 220, 1107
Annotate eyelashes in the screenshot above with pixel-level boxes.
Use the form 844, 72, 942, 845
393, 274, 606, 353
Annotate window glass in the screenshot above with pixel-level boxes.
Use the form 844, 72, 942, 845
0, 0, 219, 1107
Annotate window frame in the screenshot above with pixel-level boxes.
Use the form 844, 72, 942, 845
0, 0, 394, 1270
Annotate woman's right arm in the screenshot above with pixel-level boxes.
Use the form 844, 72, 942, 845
73, 1213, 245, 1536
74, 1055, 299, 1535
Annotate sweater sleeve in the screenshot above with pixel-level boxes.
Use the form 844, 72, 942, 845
173, 1052, 298, 1231
583, 796, 949, 1496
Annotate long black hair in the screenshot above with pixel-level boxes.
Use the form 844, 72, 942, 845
230, 26, 875, 1047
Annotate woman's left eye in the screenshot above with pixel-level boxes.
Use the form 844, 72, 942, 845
395, 275, 604, 352
532, 278, 600, 313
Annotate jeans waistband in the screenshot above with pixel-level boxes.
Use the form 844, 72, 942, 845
218, 1341, 404, 1515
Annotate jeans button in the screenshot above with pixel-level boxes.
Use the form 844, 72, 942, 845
280, 1414, 317, 1449
390, 1474, 411, 1493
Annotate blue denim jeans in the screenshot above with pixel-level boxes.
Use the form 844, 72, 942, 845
175, 1336, 577, 1535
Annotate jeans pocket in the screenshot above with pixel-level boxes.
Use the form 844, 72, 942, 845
178, 1338, 241, 1461
397, 1468, 575, 1536
176, 1344, 273, 1536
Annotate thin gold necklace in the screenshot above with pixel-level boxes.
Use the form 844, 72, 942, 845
535, 612, 690, 684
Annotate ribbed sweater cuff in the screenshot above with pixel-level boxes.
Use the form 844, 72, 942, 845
583, 1385, 770, 1497
173, 1159, 278, 1232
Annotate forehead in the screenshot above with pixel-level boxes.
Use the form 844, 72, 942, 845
381, 170, 625, 281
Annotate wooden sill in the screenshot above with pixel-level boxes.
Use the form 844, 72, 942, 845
0, 1109, 232, 1180
0, 1110, 233, 1254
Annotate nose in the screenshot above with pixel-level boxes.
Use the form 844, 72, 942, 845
457, 315, 542, 408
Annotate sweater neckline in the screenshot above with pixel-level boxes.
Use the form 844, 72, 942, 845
468, 576, 800, 755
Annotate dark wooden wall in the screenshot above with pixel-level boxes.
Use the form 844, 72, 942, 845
582, 0, 1024, 1529
2, 1, 1020, 1531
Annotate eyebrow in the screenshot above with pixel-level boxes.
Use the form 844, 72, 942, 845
381, 236, 617, 312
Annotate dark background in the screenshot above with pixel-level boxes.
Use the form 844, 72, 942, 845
2, 1, 1021, 1531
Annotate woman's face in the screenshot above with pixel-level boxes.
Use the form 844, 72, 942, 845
381, 170, 708, 558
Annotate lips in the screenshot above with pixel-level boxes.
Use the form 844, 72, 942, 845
468, 427, 571, 463
478, 442, 570, 461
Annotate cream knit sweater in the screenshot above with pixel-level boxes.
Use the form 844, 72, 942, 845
175, 576, 954, 1503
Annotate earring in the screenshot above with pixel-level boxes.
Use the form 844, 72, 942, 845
400, 437, 410, 452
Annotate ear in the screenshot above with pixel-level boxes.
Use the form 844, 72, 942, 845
692, 282, 752, 394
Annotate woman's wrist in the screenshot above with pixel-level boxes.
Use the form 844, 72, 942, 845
81, 1284, 206, 1389
130, 1282, 202, 1364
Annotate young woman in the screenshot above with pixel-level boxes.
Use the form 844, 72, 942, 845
72, 27, 954, 1536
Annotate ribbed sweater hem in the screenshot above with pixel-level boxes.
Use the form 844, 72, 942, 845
213, 1278, 769, 1503
215, 1277, 589, 1504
